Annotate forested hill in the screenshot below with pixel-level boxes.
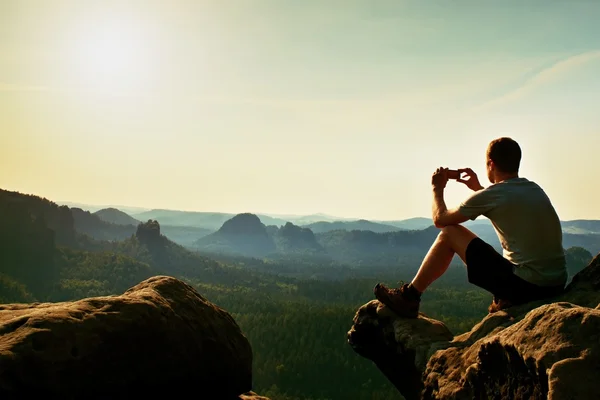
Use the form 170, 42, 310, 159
1, 188, 596, 400
94, 207, 140, 226
71, 207, 135, 241
315, 227, 440, 266
196, 215, 325, 257
0, 189, 76, 246
0, 189, 287, 303
194, 212, 439, 264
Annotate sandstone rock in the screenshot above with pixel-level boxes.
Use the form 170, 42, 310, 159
349, 301, 453, 399
0, 276, 254, 399
136, 219, 162, 243
348, 254, 600, 400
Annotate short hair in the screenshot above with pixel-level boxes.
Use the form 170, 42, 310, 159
487, 137, 521, 174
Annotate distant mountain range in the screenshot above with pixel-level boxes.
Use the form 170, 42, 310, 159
4, 188, 599, 277
192, 215, 600, 266
59, 201, 600, 235
57, 201, 150, 215
304, 220, 405, 234
195, 214, 325, 258
50, 198, 600, 263
1, 189, 276, 303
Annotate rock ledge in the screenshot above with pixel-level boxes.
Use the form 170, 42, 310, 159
348, 254, 600, 400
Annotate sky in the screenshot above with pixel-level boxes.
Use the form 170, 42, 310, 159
1, 0, 600, 221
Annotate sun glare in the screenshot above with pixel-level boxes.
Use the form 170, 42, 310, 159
69, 16, 157, 92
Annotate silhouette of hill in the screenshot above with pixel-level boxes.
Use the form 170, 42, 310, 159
564, 246, 593, 284
160, 225, 213, 248
191, 211, 600, 267
57, 201, 149, 215
0, 190, 282, 298
80, 208, 213, 248
380, 217, 433, 230
71, 207, 135, 241
315, 226, 440, 266
0, 193, 59, 296
267, 212, 353, 225
273, 222, 325, 254
0, 189, 76, 247
303, 219, 403, 234
132, 209, 340, 230
195, 213, 276, 257
133, 209, 236, 229
195, 215, 330, 258
94, 208, 140, 226
198, 213, 442, 266
561, 219, 600, 234
467, 222, 600, 255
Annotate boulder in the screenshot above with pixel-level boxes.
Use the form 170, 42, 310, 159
348, 254, 600, 400
0, 276, 254, 399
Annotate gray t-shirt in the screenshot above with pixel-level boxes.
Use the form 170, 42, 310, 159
458, 177, 566, 287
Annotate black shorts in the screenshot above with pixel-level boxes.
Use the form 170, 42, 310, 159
465, 238, 564, 304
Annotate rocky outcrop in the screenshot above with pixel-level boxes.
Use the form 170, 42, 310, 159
72, 207, 135, 241
0, 276, 260, 399
136, 219, 162, 244
219, 213, 269, 236
348, 254, 600, 400
195, 213, 276, 257
274, 222, 324, 253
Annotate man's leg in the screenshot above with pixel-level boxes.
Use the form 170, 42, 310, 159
410, 225, 477, 292
374, 225, 477, 318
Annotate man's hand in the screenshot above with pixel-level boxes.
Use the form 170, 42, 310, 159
457, 168, 484, 191
431, 167, 449, 191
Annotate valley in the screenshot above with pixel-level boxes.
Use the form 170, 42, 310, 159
1, 188, 596, 400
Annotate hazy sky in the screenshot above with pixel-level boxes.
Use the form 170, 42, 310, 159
1, 0, 600, 220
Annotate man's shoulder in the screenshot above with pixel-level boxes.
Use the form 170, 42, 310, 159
489, 177, 543, 192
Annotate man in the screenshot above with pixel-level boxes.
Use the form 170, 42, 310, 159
374, 137, 567, 317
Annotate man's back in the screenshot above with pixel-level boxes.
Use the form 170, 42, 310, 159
459, 177, 567, 287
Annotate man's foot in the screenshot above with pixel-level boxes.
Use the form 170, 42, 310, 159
488, 297, 513, 313
373, 282, 420, 318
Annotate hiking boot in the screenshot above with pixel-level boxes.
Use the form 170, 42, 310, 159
373, 283, 420, 318
488, 297, 513, 313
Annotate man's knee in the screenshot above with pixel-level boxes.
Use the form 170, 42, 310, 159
437, 225, 477, 255
438, 225, 471, 241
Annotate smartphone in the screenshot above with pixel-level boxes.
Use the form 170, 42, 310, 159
447, 169, 460, 180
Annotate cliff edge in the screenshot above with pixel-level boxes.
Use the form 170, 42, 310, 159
348, 254, 600, 400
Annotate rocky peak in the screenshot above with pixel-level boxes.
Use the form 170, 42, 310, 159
136, 219, 161, 243
275, 222, 322, 252
279, 222, 314, 240
219, 213, 268, 236
348, 254, 600, 400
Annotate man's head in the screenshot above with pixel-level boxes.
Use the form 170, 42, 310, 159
486, 137, 521, 183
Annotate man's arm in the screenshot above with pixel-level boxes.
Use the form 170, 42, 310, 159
432, 187, 469, 228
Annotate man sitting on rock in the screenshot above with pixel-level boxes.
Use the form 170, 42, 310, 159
374, 137, 567, 317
